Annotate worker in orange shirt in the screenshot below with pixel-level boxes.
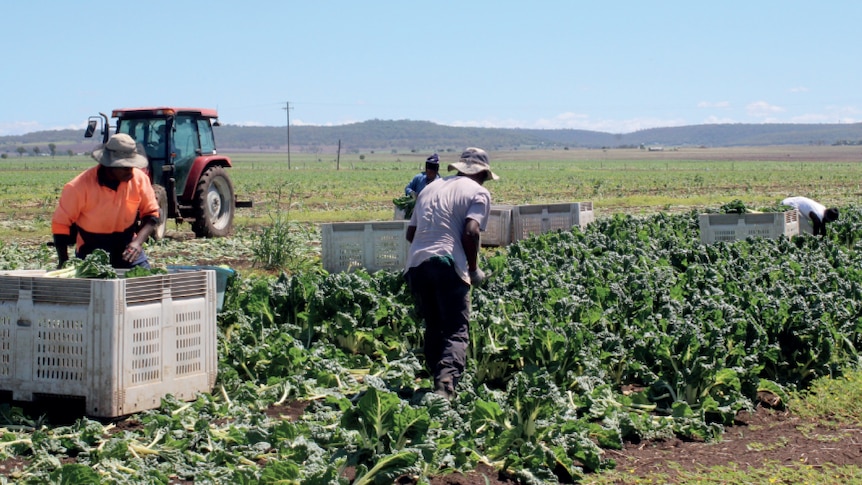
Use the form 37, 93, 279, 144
52, 133, 161, 269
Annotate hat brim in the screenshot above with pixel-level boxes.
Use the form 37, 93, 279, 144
447, 162, 499, 181
92, 147, 149, 169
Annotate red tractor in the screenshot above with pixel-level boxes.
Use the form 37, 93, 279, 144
85, 107, 251, 238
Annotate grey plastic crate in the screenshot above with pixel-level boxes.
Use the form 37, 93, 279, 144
481, 205, 514, 247
512, 202, 594, 242
699, 210, 799, 243
322, 221, 411, 273
0, 269, 217, 417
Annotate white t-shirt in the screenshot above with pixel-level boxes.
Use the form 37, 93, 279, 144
782, 196, 826, 221
406, 175, 491, 284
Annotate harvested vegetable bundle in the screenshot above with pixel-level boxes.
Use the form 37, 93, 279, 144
393, 194, 416, 218
720, 199, 748, 214
44, 249, 118, 279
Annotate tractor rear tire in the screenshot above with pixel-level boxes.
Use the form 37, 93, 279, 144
152, 185, 168, 241
191, 166, 235, 238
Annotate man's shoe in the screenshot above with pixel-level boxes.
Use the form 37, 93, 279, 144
433, 379, 454, 400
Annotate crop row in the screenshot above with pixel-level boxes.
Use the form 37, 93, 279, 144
1, 209, 861, 483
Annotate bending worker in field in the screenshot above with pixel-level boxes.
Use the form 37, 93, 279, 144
404, 153, 441, 197
52, 133, 160, 269
781, 196, 839, 236
404, 147, 498, 400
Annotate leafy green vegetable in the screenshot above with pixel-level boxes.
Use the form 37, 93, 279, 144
5, 207, 862, 483
125, 266, 168, 278
44, 249, 117, 279
392, 194, 416, 219
73, 249, 118, 278
720, 199, 748, 213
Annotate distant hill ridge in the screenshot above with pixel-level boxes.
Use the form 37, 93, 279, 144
3, 119, 862, 154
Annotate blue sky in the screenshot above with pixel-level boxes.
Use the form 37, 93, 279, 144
3, 1, 861, 136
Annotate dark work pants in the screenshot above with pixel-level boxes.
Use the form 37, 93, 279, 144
78, 227, 150, 269
406, 257, 471, 389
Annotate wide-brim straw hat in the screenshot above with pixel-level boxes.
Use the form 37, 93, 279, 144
92, 133, 148, 169
447, 147, 499, 181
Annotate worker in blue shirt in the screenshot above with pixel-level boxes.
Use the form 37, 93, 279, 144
405, 153, 440, 197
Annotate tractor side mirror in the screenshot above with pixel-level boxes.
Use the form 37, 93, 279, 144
84, 119, 98, 138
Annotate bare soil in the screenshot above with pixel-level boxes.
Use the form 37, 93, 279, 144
265, 401, 862, 484
605, 405, 862, 483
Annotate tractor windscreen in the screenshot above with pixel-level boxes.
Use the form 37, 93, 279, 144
117, 118, 169, 185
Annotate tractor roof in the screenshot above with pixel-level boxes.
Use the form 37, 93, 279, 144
112, 107, 220, 119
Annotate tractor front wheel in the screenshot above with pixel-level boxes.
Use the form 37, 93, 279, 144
191, 166, 235, 238
152, 185, 168, 241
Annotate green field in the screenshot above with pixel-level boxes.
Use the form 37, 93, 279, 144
1, 147, 862, 483
2, 146, 861, 239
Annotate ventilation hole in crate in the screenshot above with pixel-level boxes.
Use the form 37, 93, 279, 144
715, 230, 736, 241
132, 343, 160, 357
177, 311, 202, 324
521, 221, 543, 235
0, 285, 16, 301
549, 216, 569, 229
375, 238, 401, 267
130, 367, 160, 384
176, 348, 202, 375
175, 321, 203, 376
130, 316, 161, 384
338, 243, 364, 271
34, 319, 85, 382
177, 333, 201, 347
0, 324, 10, 378
133, 316, 160, 330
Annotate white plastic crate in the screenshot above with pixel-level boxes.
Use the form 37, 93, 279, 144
167, 265, 235, 312
511, 202, 595, 242
0, 269, 217, 418
481, 205, 514, 247
699, 210, 799, 243
322, 221, 410, 273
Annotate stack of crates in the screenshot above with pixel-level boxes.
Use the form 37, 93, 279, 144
698, 210, 799, 243
0, 269, 218, 418
511, 202, 595, 242
321, 221, 411, 273
322, 202, 595, 270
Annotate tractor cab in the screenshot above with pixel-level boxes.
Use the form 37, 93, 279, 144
85, 107, 249, 238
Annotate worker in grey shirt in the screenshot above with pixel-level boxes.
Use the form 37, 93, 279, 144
404, 147, 498, 399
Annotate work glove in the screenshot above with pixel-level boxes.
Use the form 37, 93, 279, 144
53, 234, 71, 269
469, 268, 486, 286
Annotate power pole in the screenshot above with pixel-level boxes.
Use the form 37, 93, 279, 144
282, 101, 293, 169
